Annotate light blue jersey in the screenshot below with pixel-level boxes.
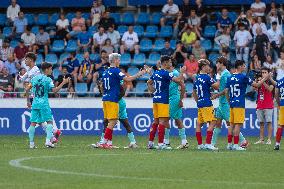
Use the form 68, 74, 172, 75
169, 69, 182, 119
219, 69, 231, 104
169, 69, 180, 99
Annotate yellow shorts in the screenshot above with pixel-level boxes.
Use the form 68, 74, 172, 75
198, 106, 214, 123
230, 108, 245, 124
153, 103, 169, 118
103, 101, 119, 120
279, 106, 284, 126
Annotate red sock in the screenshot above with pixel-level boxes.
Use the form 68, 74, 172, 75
149, 123, 158, 141
158, 124, 165, 144
206, 131, 213, 144
234, 135, 239, 145
104, 128, 113, 141
228, 134, 233, 143
276, 127, 283, 143
196, 132, 202, 145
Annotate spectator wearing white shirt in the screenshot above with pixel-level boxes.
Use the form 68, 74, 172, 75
252, 16, 267, 38
233, 23, 252, 65
92, 26, 107, 53
6, 0, 20, 25
56, 13, 69, 43
120, 25, 139, 55
276, 51, 284, 81
267, 9, 282, 32
214, 27, 231, 53
21, 27, 35, 51
0, 39, 14, 62
160, 0, 179, 26
263, 54, 277, 74
267, 22, 283, 61
251, 0, 266, 17
107, 26, 120, 52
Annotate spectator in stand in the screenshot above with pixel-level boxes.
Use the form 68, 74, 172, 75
78, 51, 94, 91
0, 67, 14, 93
181, 0, 191, 18
276, 51, 284, 81
56, 13, 69, 45
160, 0, 179, 26
173, 11, 188, 39
252, 17, 267, 38
250, 54, 262, 76
107, 26, 120, 52
92, 26, 107, 53
0, 39, 14, 62
188, 9, 202, 40
90, 0, 103, 26
14, 39, 28, 63
246, 9, 254, 28
67, 11, 85, 39
234, 12, 251, 30
221, 47, 230, 60
253, 27, 270, 63
191, 40, 205, 60
0, 60, 4, 73
21, 26, 35, 50
214, 27, 231, 53
267, 9, 282, 31
3, 84, 16, 98
184, 54, 198, 81
120, 67, 133, 97
99, 11, 115, 31
251, 0, 266, 17
97, 0, 105, 13
120, 25, 139, 54
233, 23, 252, 65
101, 38, 114, 55
6, 0, 20, 25
254, 67, 274, 145
33, 26, 50, 56
4, 54, 20, 76
59, 52, 80, 84
56, 66, 75, 98
93, 50, 109, 92
263, 54, 277, 74
0, 29, 4, 47
172, 42, 187, 65
267, 21, 283, 62
193, 0, 207, 28
12, 11, 27, 37
14, 67, 25, 96
161, 40, 174, 57
77, 25, 92, 53
216, 8, 232, 36
181, 27, 197, 50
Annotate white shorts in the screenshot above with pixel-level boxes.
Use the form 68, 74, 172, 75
256, 109, 273, 123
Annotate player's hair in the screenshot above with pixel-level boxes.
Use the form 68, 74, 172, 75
234, 60, 245, 69
41, 62, 53, 71
109, 53, 121, 64
198, 59, 210, 70
216, 56, 228, 67
160, 55, 171, 64
25, 52, 37, 62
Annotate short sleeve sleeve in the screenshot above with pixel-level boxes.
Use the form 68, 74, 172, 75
47, 78, 54, 90
167, 72, 174, 81
116, 69, 126, 80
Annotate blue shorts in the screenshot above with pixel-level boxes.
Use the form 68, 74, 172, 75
30, 108, 53, 123
215, 102, 230, 122
169, 97, 182, 120
119, 98, 128, 120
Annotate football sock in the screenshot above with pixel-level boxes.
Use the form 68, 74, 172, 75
104, 128, 113, 143
211, 128, 221, 146
164, 128, 170, 145
228, 134, 233, 144
158, 124, 165, 144
100, 133, 105, 143
179, 128, 187, 142
206, 131, 213, 145
234, 135, 239, 145
28, 126, 35, 142
46, 124, 53, 142
196, 132, 202, 145
127, 132, 136, 143
276, 127, 283, 144
239, 132, 245, 143
149, 123, 158, 142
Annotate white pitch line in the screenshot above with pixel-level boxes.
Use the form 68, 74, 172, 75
8, 154, 284, 186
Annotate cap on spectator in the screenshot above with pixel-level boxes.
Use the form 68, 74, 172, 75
19, 39, 24, 43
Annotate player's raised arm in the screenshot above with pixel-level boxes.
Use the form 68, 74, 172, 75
123, 68, 146, 82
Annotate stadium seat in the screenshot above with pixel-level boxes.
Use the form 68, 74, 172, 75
59, 53, 70, 64
134, 25, 144, 38
49, 13, 59, 25
128, 67, 139, 76
25, 14, 35, 25
10, 40, 18, 48
209, 12, 221, 25
88, 26, 97, 35
31, 26, 39, 34
65, 40, 77, 52
75, 83, 88, 97
53, 67, 61, 80
137, 12, 150, 25
75, 53, 84, 62
45, 54, 58, 65
110, 13, 121, 24
159, 26, 173, 38
212, 42, 221, 52
208, 53, 219, 65
185, 82, 193, 96
117, 25, 128, 36
36, 13, 49, 25
82, 12, 90, 20
203, 25, 216, 38
228, 12, 237, 23
3, 27, 12, 37
201, 39, 212, 52
35, 54, 43, 66
139, 39, 152, 53
90, 53, 100, 62
51, 40, 65, 53
153, 39, 165, 51
151, 12, 162, 25
133, 53, 146, 66
135, 82, 147, 96
120, 53, 131, 66
66, 12, 75, 22
170, 39, 177, 49
121, 12, 135, 25
138, 73, 150, 81
144, 25, 158, 38
0, 14, 6, 26
147, 53, 161, 66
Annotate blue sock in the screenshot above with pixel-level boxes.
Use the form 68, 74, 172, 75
100, 133, 105, 143
239, 132, 245, 143
127, 132, 136, 143
28, 126, 35, 142
178, 128, 186, 140
46, 124, 53, 141
211, 128, 221, 146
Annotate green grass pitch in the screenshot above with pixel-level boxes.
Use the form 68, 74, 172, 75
0, 135, 284, 189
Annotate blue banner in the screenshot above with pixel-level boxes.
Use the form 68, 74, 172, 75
0, 108, 262, 136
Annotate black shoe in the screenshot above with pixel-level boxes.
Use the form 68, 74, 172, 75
165, 143, 171, 147
274, 145, 280, 150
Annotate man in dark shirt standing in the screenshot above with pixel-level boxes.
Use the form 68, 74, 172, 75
59, 52, 80, 84
173, 11, 188, 39
172, 42, 188, 65
253, 27, 270, 63
99, 11, 115, 31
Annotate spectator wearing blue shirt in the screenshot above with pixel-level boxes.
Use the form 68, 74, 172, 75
217, 8, 232, 36
77, 25, 92, 53
161, 41, 174, 57
4, 54, 20, 76
59, 52, 80, 84
13, 11, 27, 37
